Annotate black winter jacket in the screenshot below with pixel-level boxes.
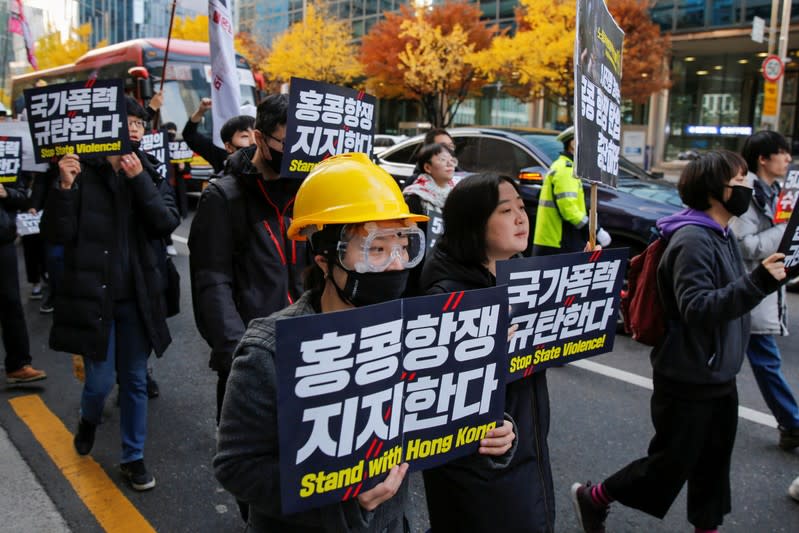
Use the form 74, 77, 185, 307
182, 119, 228, 173
0, 175, 28, 244
189, 146, 307, 372
41, 153, 180, 361
418, 245, 556, 533
653, 223, 780, 387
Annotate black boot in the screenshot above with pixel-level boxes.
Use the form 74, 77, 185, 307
74, 418, 96, 455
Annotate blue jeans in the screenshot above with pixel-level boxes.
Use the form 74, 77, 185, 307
747, 334, 799, 429
81, 300, 151, 463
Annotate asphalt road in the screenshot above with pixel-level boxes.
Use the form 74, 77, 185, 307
3, 213, 799, 532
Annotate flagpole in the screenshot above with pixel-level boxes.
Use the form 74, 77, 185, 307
153, 0, 178, 129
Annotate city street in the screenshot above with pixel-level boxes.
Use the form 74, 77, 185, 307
2, 213, 799, 532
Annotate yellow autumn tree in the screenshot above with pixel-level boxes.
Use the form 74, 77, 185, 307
469, 0, 575, 106
172, 14, 209, 42
265, 2, 362, 86
34, 23, 106, 71
398, 13, 476, 127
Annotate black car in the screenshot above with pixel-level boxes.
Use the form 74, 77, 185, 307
377, 127, 682, 255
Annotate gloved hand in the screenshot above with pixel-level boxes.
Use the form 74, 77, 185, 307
597, 227, 612, 247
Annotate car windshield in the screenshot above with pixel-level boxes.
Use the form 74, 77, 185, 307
616, 178, 684, 207
519, 133, 562, 162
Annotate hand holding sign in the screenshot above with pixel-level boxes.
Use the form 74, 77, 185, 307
356, 463, 409, 512
120, 154, 143, 178
478, 420, 515, 456
58, 153, 81, 189
762, 252, 787, 282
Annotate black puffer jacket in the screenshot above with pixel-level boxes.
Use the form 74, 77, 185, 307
189, 146, 307, 372
41, 153, 180, 361
0, 176, 28, 244
418, 245, 556, 533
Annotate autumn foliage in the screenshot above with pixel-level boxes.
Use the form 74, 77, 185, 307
34, 23, 106, 71
360, 1, 496, 127
265, 3, 362, 86
607, 0, 671, 103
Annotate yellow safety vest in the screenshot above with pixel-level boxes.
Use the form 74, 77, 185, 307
533, 154, 588, 249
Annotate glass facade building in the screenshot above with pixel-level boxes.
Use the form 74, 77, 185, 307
78, 0, 178, 47
650, 1, 799, 158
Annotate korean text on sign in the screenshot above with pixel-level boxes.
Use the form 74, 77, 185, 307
282, 78, 377, 179
275, 287, 507, 514
24, 79, 131, 163
497, 249, 628, 380
0, 137, 22, 182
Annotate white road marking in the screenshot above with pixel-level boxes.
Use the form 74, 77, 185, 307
570, 359, 778, 429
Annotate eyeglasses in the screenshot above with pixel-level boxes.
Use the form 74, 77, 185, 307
434, 155, 458, 167
267, 134, 285, 148
127, 119, 145, 128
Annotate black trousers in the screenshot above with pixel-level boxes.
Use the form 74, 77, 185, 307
603, 382, 738, 529
0, 242, 31, 373
21, 233, 45, 284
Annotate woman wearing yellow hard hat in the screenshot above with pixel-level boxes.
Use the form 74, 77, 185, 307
213, 152, 515, 531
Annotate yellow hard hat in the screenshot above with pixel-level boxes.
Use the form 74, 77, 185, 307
287, 152, 429, 241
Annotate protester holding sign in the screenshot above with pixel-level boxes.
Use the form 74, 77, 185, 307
214, 154, 514, 531
1, 176, 47, 384
730, 131, 799, 450
402, 142, 457, 295
418, 172, 553, 532
572, 151, 787, 533
172, 97, 253, 173
42, 96, 179, 491
163, 122, 189, 219
189, 94, 306, 426
532, 126, 611, 256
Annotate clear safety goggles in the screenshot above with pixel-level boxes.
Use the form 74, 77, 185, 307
336, 224, 426, 274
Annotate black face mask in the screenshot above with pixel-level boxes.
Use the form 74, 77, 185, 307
330, 264, 409, 308
130, 140, 141, 151
722, 185, 752, 217
266, 144, 283, 175
167, 132, 177, 141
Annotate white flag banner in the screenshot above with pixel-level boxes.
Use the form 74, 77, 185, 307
208, 0, 241, 148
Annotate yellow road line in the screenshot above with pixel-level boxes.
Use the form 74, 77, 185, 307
9, 394, 156, 533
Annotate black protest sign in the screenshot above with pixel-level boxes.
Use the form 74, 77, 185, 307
574, 0, 624, 187
282, 77, 376, 179
775, 168, 799, 224
497, 249, 627, 381
425, 207, 444, 252
779, 206, 799, 278
24, 79, 130, 163
0, 136, 22, 182
275, 286, 507, 514
169, 141, 194, 163
141, 129, 170, 180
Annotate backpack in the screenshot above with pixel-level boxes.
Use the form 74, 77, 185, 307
621, 235, 667, 346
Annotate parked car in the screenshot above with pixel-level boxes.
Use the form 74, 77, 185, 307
373, 134, 408, 155
377, 127, 682, 256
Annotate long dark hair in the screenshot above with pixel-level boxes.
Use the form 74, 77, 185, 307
439, 173, 521, 265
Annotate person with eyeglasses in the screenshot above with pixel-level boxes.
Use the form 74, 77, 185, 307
402, 142, 457, 295
41, 95, 180, 491
214, 152, 515, 533
188, 95, 308, 523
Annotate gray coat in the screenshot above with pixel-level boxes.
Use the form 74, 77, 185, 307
213, 291, 409, 533
729, 175, 788, 336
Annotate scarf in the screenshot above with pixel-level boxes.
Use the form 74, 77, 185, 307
402, 173, 454, 211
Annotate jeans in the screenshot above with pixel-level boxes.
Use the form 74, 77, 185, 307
747, 334, 799, 429
81, 300, 151, 463
0, 241, 31, 373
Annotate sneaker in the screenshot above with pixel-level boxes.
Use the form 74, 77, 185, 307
146, 370, 160, 399
779, 426, 799, 450
789, 476, 799, 502
30, 283, 43, 300
165, 245, 177, 256
6, 365, 47, 384
120, 459, 156, 491
39, 301, 54, 314
571, 482, 609, 533
74, 418, 96, 455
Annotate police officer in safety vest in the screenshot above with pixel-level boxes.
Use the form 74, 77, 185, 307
532, 126, 610, 255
